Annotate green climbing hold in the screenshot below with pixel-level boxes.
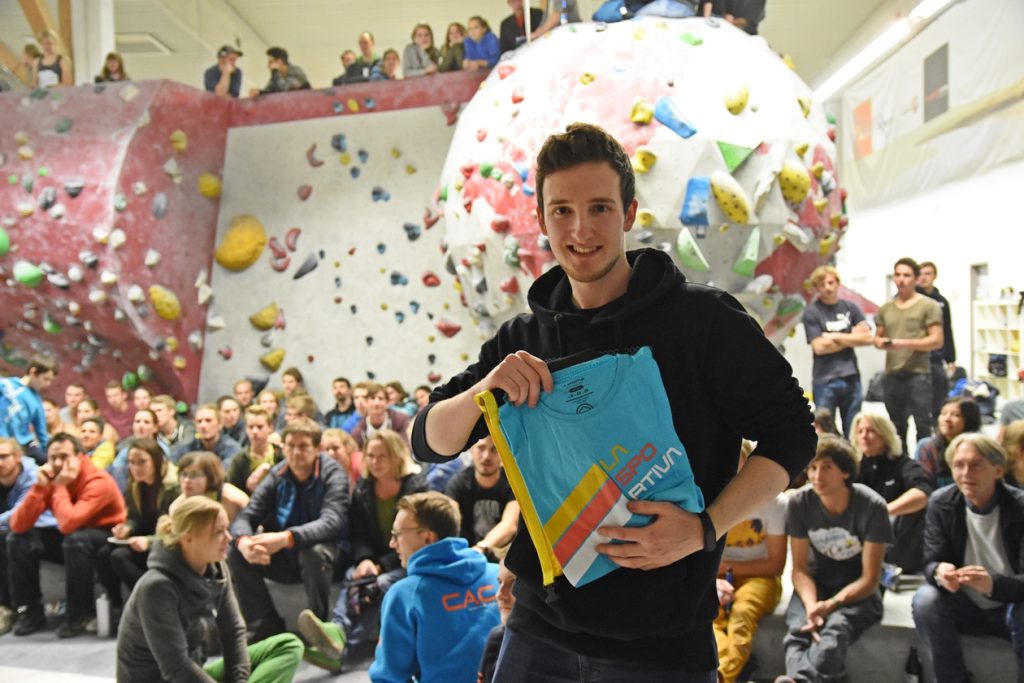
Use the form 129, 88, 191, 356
0, 227, 9, 256
480, 163, 495, 178
122, 371, 140, 390
439, 186, 448, 202
22, 177, 33, 192
777, 296, 805, 318
680, 32, 703, 46
43, 316, 61, 334
675, 228, 711, 273
137, 364, 153, 382
826, 112, 837, 125
55, 117, 73, 134
13, 261, 44, 287
732, 227, 761, 278
37, 167, 49, 177
175, 400, 189, 415
7, 175, 17, 185
716, 141, 756, 173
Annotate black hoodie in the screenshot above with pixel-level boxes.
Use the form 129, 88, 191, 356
116, 541, 249, 682
413, 248, 815, 669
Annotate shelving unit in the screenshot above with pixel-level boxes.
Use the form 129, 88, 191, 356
972, 299, 1023, 401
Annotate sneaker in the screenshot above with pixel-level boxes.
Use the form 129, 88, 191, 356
303, 645, 343, 674
880, 563, 903, 592
297, 609, 346, 660
13, 606, 47, 636
0, 606, 15, 635
56, 616, 92, 639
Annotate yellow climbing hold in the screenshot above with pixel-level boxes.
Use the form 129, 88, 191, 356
794, 142, 809, 158
632, 147, 657, 174
390, 147, 401, 158
830, 212, 843, 228
783, 54, 796, 70
818, 233, 837, 255
724, 86, 749, 115
169, 130, 188, 153
215, 214, 267, 272
347, 99, 359, 112
637, 209, 656, 227
579, 72, 595, 85
166, 337, 179, 352
813, 198, 829, 213
149, 285, 182, 321
249, 302, 279, 330
630, 97, 654, 125
405, 164, 417, 175
710, 171, 752, 224
810, 162, 825, 179
340, 152, 351, 165
633, 27, 646, 40
260, 348, 285, 372
797, 95, 811, 118
778, 160, 811, 205
173, 356, 187, 370
197, 173, 222, 199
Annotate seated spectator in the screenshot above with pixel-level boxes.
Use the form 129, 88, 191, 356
916, 397, 982, 488
500, 0, 544, 54
80, 416, 116, 470
478, 560, 516, 683
204, 44, 243, 98
226, 405, 282, 493
714, 441, 787, 683
352, 383, 412, 449
778, 436, 892, 683
75, 397, 120, 445
229, 418, 350, 640
385, 381, 418, 416
150, 394, 194, 449
59, 382, 85, 425
913, 433, 1024, 683
424, 451, 468, 493
322, 428, 363, 490
464, 16, 501, 69
997, 398, 1024, 442
342, 382, 370, 433
32, 29, 73, 88
132, 386, 151, 411
116, 497, 303, 682
95, 52, 128, 83
702, 0, 767, 35
110, 408, 167, 487
853, 411, 933, 576
103, 381, 134, 442
96, 437, 179, 606
281, 366, 307, 402
438, 22, 466, 72
233, 378, 255, 409
325, 376, 356, 429
250, 46, 310, 97
0, 354, 56, 464
318, 430, 427, 655
170, 403, 242, 465
445, 436, 518, 560
218, 395, 248, 448
340, 32, 381, 84
42, 398, 76, 440
284, 393, 318, 428
0, 437, 57, 635
171, 451, 250, 523
413, 385, 432, 411
301, 491, 500, 679
532, 0, 583, 39
403, 23, 439, 78
257, 388, 283, 435
8, 433, 126, 637
1004, 420, 1024, 488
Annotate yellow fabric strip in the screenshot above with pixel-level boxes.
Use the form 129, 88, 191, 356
474, 390, 563, 586
543, 464, 608, 543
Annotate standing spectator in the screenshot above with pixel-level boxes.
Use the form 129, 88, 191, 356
75, 397, 120, 445
8, 433, 126, 637
802, 265, 873, 438
233, 378, 255, 409
438, 22, 466, 72
917, 261, 957, 417
403, 23, 439, 77
95, 52, 128, 82
351, 383, 412, 449
445, 436, 519, 559
218, 395, 248, 448
132, 386, 151, 412
779, 436, 892, 683
874, 257, 944, 452
103, 381, 134, 443
171, 451, 250, 523
325, 377, 356, 430
1, 354, 56, 464
0, 438, 57, 635
150, 394, 194, 450
250, 47, 310, 97
204, 44, 243, 98
59, 382, 85, 425
341, 32, 381, 83
532, 0, 583, 39
852, 411, 933, 576
913, 433, 1024, 683
500, 0, 545, 54
916, 397, 982, 488
464, 16, 501, 69
170, 404, 242, 465
229, 418, 350, 640
702, 0, 768, 35
32, 29, 73, 88
116, 497, 304, 682
226, 405, 282, 493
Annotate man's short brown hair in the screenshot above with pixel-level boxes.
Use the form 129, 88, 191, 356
281, 417, 322, 447
894, 257, 920, 276
397, 491, 461, 539
535, 123, 635, 216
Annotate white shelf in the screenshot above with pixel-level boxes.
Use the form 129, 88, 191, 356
973, 299, 1023, 401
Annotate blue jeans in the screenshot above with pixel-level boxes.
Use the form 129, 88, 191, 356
912, 584, 1024, 683
493, 626, 717, 683
783, 589, 882, 683
330, 565, 405, 648
812, 375, 863, 438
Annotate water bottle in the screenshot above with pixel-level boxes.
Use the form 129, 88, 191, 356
724, 567, 735, 615
904, 645, 922, 683
96, 592, 110, 638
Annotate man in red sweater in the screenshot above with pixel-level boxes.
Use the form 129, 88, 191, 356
8, 432, 125, 637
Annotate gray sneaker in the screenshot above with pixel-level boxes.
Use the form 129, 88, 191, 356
0, 606, 14, 635
297, 609, 346, 660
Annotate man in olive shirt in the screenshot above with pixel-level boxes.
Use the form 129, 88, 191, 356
874, 257, 944, 452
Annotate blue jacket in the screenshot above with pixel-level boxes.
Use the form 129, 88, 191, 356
0, 377, 48, 449
1, 458, 57, 531
464, 32, 500, 67
370, 537, 500, 683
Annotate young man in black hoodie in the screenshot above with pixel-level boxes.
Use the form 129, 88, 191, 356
411, 123, 816, 681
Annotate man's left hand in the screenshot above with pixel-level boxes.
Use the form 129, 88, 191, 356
596, 501, 703, 570
249, 531, 290, 556
957, 565, 994, 595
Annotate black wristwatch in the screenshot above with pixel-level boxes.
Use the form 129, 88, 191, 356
697, 510, 717, 552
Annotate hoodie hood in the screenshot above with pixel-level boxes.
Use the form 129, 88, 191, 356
407, 536, 489, 585
147, 539, 230, 606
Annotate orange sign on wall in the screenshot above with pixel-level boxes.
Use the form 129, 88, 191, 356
853, 98, 873, 159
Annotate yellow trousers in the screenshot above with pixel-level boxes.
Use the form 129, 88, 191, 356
713, 576, 782, 683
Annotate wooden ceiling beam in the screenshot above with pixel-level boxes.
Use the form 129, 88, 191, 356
18, 0, 56, 39
0, 40, 29, 83
58, 0, 73, 56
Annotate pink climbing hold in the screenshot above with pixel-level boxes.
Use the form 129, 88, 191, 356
476, 129, 487, 142
511, 89, 525, 104
218, 346, 233, 360
499, 277, 519, 294
274, 308, 286, 330
435, 319, 462, 338
297, 184, 312, 201
427, 371, 442, 383
306, 143, 324, 167
270, 254, 290, 272
460, 163, 475, 179
497, 64, 516, 80
490, 216, 510, 233
422, 272, 441, 287
269, 237, 288, 258
423, 207, 440, 229
285, 227, 301, 252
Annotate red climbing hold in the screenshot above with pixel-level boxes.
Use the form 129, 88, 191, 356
422, 272, 441, 287
285, 227, 301, 251
306, 143, 324, 167
499, 277, 519, 294
490, 216, 510, 233
435, 319, 462, 338
297, 184, 312, 201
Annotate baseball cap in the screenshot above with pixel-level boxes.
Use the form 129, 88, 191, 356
217, 45, 243, 58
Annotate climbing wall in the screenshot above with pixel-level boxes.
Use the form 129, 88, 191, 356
439, 17, 846, 344
198, 105, 481, 402
0, 81, 231, 400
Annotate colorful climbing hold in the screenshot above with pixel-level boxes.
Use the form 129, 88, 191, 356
293, 253, 318, 279
372, 187, 391, 202
724, 86, 749, 115
422, 272, 440, 287
198, 173, 222, 199
654, 97, 697, 138
331, 133, 347, 152
778, 160, 811, 205
350, 167, 360, 179
260, 349, 285, 372
169, 129, 188, 152
152, 192, 168, 219
216, 215, 267, 272
306, 143, 324, 167
149, 285, 182, 321
297, 184, 312, 201
357, 149, 369, 163
710, 171, 753, 224
55, 117, 73, 134
13, 261, 44, 287
249, 302, 279, 330
435, 319, 462, 338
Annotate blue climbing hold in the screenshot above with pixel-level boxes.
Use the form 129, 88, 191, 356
371, 186, 391, 202
376, 243, 386, 254
395, 311, 405, 323
654, 97, 698, 139
331, 133, 347, 152
390, 271, 409, 286
350, 167, 361, 179
357, 149, 369, 163
403, 223, 421, 241
409, 301, 420, 314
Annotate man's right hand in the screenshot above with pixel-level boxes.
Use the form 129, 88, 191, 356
238, 536, 271, 565
935, 562, 961, 592
353, 558, 380, 579
480, 351, 553, 408
36, 464, 54, 487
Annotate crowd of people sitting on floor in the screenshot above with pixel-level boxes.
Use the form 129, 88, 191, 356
1, 347, 1023, 682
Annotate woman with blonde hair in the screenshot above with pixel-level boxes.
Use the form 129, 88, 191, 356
33, 28, 73, 87
170, 451, 249, 522
402, 22, 439, 77
116, 497, 303, 681
321, 427, 362, 489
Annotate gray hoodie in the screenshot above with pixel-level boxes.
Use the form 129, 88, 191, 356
116, 541, 249, 682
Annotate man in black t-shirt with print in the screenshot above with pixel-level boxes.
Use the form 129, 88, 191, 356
446, 436, 519, 559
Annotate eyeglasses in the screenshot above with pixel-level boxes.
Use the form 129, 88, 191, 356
180, 470, 207, 480
284, 443, 316, 454
390, 526, 424, 540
